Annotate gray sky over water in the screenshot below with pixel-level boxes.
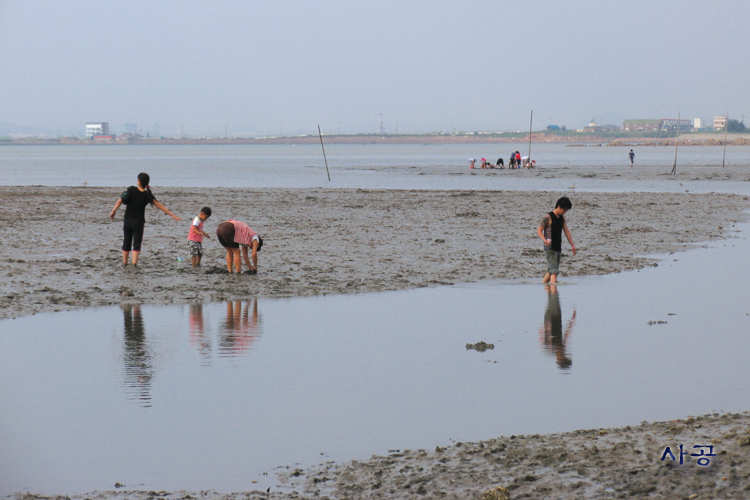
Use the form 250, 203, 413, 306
1, 0, 748, 136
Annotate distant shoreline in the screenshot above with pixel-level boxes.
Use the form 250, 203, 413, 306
2, 132, 750, 147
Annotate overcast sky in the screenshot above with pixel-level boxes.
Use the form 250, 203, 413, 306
0, 0, 748, 136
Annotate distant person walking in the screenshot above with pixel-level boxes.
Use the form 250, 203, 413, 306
629, 149, 635, 166
536, 196, 576, 285
110, 172, 182, 266
216, 219, 264, 274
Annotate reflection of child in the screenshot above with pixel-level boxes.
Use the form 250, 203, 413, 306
187, 207, 212, 267
539, 284, 576, 369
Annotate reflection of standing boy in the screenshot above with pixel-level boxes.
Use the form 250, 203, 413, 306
537, 196, 576, 284
540, 284, 576, 369
187, 206, 212, 267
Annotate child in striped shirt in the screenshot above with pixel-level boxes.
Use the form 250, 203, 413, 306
187, 207, 212, 267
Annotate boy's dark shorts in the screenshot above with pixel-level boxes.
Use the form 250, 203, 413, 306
545, 249, 561, 275
188, 240, 203, 257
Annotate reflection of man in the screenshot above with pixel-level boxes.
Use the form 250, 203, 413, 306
219, 299, 261, 356
539, 284, 576, 369
121, 304, 154, 406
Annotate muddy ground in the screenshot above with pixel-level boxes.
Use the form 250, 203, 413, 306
6, 411, 750, 499
2, 185, 750, 499
1, 186, 748, 320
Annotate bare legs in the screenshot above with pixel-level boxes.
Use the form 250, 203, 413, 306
542, 273, 558, 284
226, 248, 242, 273
122, 251, 140, 266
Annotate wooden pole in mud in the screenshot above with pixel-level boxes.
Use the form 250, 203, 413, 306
670, 112, 680, 175
318, 125, 331, 181
528, 110, 533, 163
722, 111, 729, 167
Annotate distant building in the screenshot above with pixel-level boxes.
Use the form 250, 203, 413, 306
713, 116, 727, 130
123, 123, 138, 134
659, 118, 692, 132
622, 119, 661, 131
86, 122, 109, 137
694, 118, 703, 130
622, 119, 691, 132
583, 119, 601, 133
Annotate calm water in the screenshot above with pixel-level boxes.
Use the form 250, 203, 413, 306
2, 223, 749, 495
1, 143, 749, 193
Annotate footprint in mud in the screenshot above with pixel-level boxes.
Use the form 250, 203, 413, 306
204, 266, 229, 275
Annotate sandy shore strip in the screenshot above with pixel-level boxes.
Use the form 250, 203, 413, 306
5, 411, 750, 499
0, 186, 749, 320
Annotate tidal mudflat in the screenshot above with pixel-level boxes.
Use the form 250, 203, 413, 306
0, 186, 748, 320
2, 184, 750, 499
3, 227, 750, 498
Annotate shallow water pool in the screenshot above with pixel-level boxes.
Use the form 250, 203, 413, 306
1, 225, 749, 495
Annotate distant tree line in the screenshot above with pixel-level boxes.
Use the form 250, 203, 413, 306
727, 119, 746, 133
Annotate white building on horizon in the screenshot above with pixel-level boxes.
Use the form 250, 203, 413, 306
85, 122, 109, 137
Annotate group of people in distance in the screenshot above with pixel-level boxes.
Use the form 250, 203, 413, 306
469, 151, 536, 170
109, 172, 263, 274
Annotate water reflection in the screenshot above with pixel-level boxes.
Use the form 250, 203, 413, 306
120, 300, 263, 406
189, 303, 211, 362
219, 299, 262, 357
121, 304, 154, 406
539, 284, 576, 370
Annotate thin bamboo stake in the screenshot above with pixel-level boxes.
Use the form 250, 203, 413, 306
318, 125, 331, 181
722, 111, 729, 167
527, 110, 533, 165
670, 112, 680, 175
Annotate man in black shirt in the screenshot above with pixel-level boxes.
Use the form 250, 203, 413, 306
536, 196, 576, 285
110, 172, 182, 266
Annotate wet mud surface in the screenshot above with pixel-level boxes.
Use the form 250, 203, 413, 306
276, 411, 750, 499
7, 412, 750, 499
4, 185, 750, 499
1, 186, 748, 320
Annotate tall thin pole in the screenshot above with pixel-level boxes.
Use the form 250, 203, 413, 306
670, 112, 680, 175
318, 125, 331, 181
527, 110, 533, 163
722, 111, 729, 167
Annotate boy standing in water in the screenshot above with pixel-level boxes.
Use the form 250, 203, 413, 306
537, 197, 576, 284
188, 207, 212, 267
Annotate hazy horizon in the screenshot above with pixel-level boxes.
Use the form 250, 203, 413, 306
1, 0, 748, 137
